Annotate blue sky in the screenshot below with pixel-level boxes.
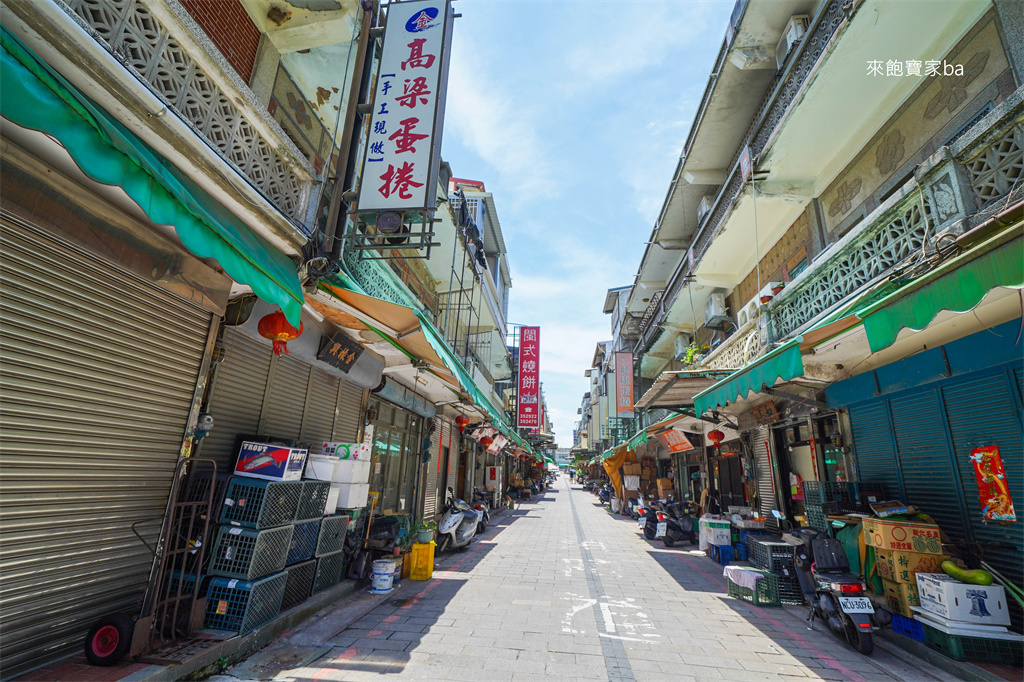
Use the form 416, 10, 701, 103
440, 0, 736, 448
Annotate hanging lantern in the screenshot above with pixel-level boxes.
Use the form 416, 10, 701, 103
707, 429, 725, 448
480, 435, 494, 448
455, 415, 470, 432
257, 310, 303, 355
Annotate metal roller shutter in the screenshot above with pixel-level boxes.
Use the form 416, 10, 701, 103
941, 370, 1024, 630
0, 218, 212, 679
889, 390, 969, 539
262, 354, 310, 442
333, 379, 364, 443
199, 328, 272, 471
423, 418, 441, 518
848, 402, 902, 499
301, 370, 340, 449
750, 426, 776, 519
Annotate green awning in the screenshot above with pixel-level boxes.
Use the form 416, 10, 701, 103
692, 338, 804, 415
859, 231, 1023, 352
0, 28, 304, 325
626, 429, 649, 451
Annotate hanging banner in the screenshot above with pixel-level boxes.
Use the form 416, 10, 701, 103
655, 428, 695, 454
358, 0, 453, 212
615, 351, 634, 417
517, 326, 540, 428
969, 446, 1016, 522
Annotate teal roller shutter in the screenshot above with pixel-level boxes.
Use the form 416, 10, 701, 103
941, 369, 1023, 631
848, 402, 902, 498
889, 390, 968, 540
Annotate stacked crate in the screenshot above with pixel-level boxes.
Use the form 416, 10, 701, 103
802, 481, 885, 532
746, 535, 802, 604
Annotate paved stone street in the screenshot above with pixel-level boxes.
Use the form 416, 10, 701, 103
215, 475, 961, 682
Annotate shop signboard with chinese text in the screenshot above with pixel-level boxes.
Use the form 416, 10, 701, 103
358, 0, 453, 212
615, 352, 634, 417
517, 326, 540, 428
655, 429, 695, 454
317, 332, 364, 373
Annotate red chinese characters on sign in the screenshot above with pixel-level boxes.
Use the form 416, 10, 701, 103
970, 446, 1016, 522
615, 352, 634, 417
517, 326, 540, 429
655, 429, 695, 454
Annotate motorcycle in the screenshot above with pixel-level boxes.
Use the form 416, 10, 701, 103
660, 500, 699, 547
637, 501, 660, 540
471, 487, 491, 533
788, 527, 888, 655
437, 487, 482, 553
597, 484, 612, 506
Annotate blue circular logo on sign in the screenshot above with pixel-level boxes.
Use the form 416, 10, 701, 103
406, 7, 439, 32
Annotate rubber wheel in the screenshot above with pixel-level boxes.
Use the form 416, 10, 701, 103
84, 613, 133, 666
850, 628, 873, 655
663, 537, 676, 547
643, 525, 656, 540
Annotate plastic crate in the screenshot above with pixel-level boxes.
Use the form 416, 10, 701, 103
738, 530, 773, 546
315, 515, 350, 557
208, 525, 293, 580
710, 544, 734, 565
287, 519, 320, 565
726, 568, 781, 607
747, 537, 795, 571
281, 559, 316, 611
311, 550, 346, 595
204, 572, 287, 634
220, 477, 302, 529
409, 542, 435, 581
295, 480, 331, 521
735, 543, 749, 561
922, 624, 1024, 664
891, 614, 925, 642
162, 570, 199, 600
184, 471, 230, 510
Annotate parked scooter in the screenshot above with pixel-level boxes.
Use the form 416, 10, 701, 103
637, 501, 660, 540
597, 484, 612, 506
471, 489, 491, 534
660, 500, 699, 547
788, 527, 888, 655
437, 487, 482, 553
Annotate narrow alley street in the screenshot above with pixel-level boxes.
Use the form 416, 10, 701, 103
212, 475, 960, 682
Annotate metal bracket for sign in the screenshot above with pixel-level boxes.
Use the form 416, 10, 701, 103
343, 210, 441, 260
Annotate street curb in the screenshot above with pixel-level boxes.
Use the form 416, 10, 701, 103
120, 580, 359, 682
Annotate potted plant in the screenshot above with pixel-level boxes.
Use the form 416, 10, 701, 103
413, 519, 436, 544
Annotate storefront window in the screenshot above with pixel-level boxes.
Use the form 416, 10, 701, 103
367, 399, 422, 513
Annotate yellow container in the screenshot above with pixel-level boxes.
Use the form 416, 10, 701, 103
409, 541, 436, 581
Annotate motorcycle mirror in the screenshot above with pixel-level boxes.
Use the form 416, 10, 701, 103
771, 510, 785, 520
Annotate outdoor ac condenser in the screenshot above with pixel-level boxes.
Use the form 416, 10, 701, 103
703, 293, 730, 329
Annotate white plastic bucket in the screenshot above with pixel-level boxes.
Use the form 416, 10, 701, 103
610, 498, 620, 512
370, 559, 396, 593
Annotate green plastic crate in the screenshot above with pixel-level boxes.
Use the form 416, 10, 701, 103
725, 567, 781, 607
922, 624, 1024, 665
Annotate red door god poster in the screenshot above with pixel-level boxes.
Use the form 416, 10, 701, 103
969, 446, 1016, 522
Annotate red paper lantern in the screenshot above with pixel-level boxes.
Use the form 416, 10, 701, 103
480, 436, 494, 447
455, 415, 470, 432
258, 310, 303, 355
707, 429, 725, 446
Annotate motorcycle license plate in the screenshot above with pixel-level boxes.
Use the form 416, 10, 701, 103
637, 517, 646, 529
838, 597, 874, 614
655, 522, 667, 537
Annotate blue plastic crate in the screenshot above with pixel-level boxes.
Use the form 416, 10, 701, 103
891, 614, 925, 642
287, 520, 320, 565
208, 525, 293, 580
735, 542, 749, 561
295, 480, 331, 521
204, 573, 287, 634
220, 477, 302, 529
710, 544, 734, 565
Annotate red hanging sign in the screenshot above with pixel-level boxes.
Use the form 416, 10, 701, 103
969, 446, 1016, 522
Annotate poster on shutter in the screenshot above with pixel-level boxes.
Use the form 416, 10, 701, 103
357, 0, 452, 212
517, 326, 540, 428
969, 446, 1016, 522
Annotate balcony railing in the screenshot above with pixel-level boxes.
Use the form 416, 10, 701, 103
767, 88, 1024, 343
694, 317, 767, 372
66, 0, 314, 224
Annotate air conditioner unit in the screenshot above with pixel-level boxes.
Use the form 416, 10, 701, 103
696, 195, 713, 224
672, 333, 694, 362
775, 15, 810, 70
737, 297, 757, 327
703, 293, 730, 329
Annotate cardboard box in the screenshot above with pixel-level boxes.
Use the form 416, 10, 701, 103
874, 549, 948, 585
233, 442, 307, 481
656, 478, 673, 488
881, 578, 920, 617
916, 573, 1011, 626
863, 516, 942, 554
